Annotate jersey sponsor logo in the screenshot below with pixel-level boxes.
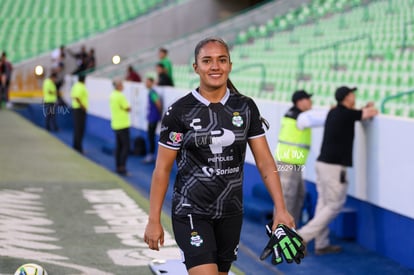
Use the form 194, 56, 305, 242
190, 118, 202, 130
202, 166, 240, 177
209, 129, 235, 154
202, 166, 215, 177
160, 125, 168, 132
190, 116, 236, 153
207, 155, 233, 163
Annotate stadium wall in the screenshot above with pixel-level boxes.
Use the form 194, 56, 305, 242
61, 77, 414, 269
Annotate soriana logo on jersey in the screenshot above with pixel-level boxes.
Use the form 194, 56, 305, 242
168, 131, 183, 145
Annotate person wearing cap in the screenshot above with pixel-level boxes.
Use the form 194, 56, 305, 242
275, 90, 328, 225
298, 86, 378, 255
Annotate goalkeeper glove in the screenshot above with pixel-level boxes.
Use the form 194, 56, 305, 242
260, 223, 305, 264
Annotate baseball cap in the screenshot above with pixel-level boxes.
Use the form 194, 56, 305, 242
292, 90, 313, 103
335, 86, 357, 102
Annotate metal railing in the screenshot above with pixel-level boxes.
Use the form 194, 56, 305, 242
381, 89, 414, 114
401, 20, 414, 52
297, 34, 373, 80
92, 0, 310, 78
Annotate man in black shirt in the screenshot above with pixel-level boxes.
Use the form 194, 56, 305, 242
298, 86, 378, 255
156, 63, 174, 86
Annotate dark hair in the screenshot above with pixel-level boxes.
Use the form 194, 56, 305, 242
147, 77, 154, 82
78, 74, 86, 82
194, 37, 238, 93
159, 48, 168, 54
156, 63, 165, 69
194, 37, 270, 129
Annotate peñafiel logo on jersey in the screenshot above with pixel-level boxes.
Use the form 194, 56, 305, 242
207, 155, 233, 163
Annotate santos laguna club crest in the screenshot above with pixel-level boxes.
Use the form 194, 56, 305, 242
190, 231, 203, 247
232, 112, 243, 127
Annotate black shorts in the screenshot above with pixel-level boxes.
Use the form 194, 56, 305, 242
172, 213, 243, 272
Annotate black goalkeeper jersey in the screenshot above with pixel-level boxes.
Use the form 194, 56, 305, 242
159, 89, 265, 218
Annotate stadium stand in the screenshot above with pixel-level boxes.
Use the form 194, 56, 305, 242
171, 0, 414, 117
0, 0, 176, 64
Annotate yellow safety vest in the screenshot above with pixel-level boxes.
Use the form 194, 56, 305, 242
275, 117, 311, 165
43, 78, 57, 103
71, 82, 88, 110
110, 90, 131, 130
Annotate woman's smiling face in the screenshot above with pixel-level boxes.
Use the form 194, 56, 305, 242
193, 41, 232, 92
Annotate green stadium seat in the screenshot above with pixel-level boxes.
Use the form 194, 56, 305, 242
3, 0, 170, 64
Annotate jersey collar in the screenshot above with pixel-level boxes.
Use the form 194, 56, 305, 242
192, 88, 230, 106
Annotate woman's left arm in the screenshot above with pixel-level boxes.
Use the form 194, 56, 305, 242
248, 136, 295, 229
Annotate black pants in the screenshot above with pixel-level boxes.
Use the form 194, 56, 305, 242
115, 128, 130, 169
73, 108, 86, 153
0, 83, 9, 104
44, 103, 58, 131
147, 121, 158, 155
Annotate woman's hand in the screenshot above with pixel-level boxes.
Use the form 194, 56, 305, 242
144, 220, 164, 251
272, 208, 295, 231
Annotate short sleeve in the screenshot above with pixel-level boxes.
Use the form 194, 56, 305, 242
247, 98, 265, 139
71, 85, 79, 98
158, 105, 185, 150
150, 90, 159, 102
120, 94, 130, 109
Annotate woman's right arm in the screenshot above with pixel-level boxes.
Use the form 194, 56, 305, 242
144, 145, 177, 251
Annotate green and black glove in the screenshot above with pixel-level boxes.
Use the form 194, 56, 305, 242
260, 222, 305, 265
270, 243, 283, 265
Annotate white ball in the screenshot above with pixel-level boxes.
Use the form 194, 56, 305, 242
14, 263, 48, 275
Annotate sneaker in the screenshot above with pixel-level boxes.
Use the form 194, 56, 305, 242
315, 245, 342, 255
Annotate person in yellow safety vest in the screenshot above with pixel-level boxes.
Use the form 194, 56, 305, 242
110, 78, 131, 176
71, 74, 89, 153
42, 72, 59, 132
275, 90, 328, 226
